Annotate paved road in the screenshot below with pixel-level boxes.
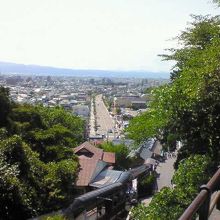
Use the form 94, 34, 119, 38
141, 155, 220, 219
95, 94, 115, 138
156, 155, 176, 191
209, 207, 220, 220
89, 98, 96, 137
141, 155, 176, 205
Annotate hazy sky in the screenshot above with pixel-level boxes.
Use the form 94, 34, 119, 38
0, 0, 218, 72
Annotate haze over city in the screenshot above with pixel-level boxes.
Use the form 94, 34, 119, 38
1, 1, 220, 219
0, 0, 218, 76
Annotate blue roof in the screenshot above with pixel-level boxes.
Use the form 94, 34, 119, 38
89, 169, 124, 188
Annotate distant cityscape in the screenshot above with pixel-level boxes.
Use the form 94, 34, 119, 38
0, 72, 169, 141
0, 61, 170, 79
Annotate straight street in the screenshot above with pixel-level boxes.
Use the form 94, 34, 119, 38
95, 94, 115, 139
141, 155, 176, 205
156, 155, 176, 190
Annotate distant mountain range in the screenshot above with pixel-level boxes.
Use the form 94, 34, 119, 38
0, 61, 170, 79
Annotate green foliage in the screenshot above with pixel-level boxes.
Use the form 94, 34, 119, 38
131, 155, 211, 220
99, 142, 134, 170
29, 124, 78, 162
0, 87, 12, 127
103, 96, 113, 111
0, 135, 47, 219
9, 104, 84, 163
172, 155, 211, 204
35, 105, 84, 139
138, 173, 156, 197
129, 14, 220, 219
213, 0, 220, 6
127, 15, 220, 169
12, 104, 43, 127
42, 145, 74, 163
144, 87, 154, 94
11, 105, 84, 143
116, 107, 121, 115
42, 214, 67, 220
126, 103, 167, 144
0, 132, 79, 219
44, 159, 78, 210
0, 127, 8, 140
131, 188, 184, 220
0, 90, 84, 219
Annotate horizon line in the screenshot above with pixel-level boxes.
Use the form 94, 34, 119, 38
0, 60, 170, 74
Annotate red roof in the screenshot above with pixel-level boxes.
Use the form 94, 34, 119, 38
103, 152, 115, 164
73, 142, 116, 186
76, 158, 98, 186
74, 141, 103, 160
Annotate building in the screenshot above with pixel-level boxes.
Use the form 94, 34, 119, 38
131, 100, 146, 109
72, 105, 90, 118
128, 138, 164, 166
73, 142, 115, 192
116, 95, 146, 109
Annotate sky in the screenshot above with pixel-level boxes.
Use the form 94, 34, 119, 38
0, 0, 219, 73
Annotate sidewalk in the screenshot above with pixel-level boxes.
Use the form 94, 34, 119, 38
156, 155, 176, 191
141, 155, 176, 205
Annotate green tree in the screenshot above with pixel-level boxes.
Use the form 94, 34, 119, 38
0, 134, 79, 219
43, 159, 79, 211
0, 89, 83, 218
137, 173, 156, 197
29, 124, 78, 162
131, 188, 184, 220
115, 107, 121, 115
172, 155, 211, 205
161, 15, 220, 168
99, 142, 134, 170
35, 105, 84, 141
213, 0, 220, 6
0, 87, 12, 127
0, 135, 47, 219
9, 104, 44, 136
10, 104, 84, 162
131, 155, 211, 220
127, 15, 220, 169
129, 12, 220, 220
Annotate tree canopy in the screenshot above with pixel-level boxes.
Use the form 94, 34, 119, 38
0, 87, 12, 127
128, 10, 220, 220
10, 104, 84, 162
213, 0, 220, 6
98, 141, 135, 170
131, 155, 211, 220
0, 88, 85, 219
127, 15, 220, 169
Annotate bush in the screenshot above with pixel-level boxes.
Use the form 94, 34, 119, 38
99, 141, 136, 170
0, 89, 84, 218
138, 173, 156, 197
131, 155, 211, 220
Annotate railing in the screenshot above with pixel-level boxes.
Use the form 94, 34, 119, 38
179, 168, 220, 220
63, 165, 151, 219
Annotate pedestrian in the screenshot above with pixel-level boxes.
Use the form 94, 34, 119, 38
164, 152, 168, 159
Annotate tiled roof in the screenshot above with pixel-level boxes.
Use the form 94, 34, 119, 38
144, 158, 157, 166
103, 152, 115, 164
76, 158, 98, 186
89, 169, 124, 188
151, 140, 162, 155
74, 141, 116, 187
74, 141, 103, 160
